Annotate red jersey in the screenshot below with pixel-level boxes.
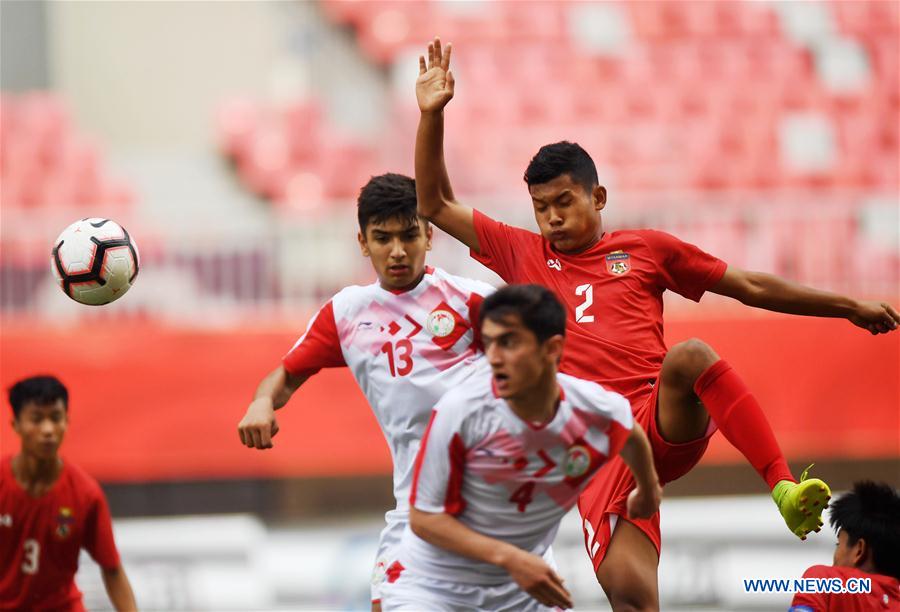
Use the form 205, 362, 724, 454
0, 455, 120, 611
790, 565, 900, 611
472, 210, 727, 403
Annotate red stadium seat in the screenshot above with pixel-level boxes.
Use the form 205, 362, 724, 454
0, 93, 132, 211
291, 0, 897, 200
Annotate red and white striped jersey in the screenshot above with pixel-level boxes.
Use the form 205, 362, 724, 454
404, 372, 632, 585
283, 266, 495, 515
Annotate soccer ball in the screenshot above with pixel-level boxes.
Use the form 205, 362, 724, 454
50, 218, 140, 305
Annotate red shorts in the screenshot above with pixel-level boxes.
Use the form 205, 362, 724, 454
576, 380, 718, 572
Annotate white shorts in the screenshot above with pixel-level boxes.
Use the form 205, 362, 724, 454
371, 516, 406, 604
380, 547, 557, 611
381, 572, 555, 612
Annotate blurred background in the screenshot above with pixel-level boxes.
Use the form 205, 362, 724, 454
0, 1, 897, 610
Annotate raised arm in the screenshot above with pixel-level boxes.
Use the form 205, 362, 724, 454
101, 565, 137, 612
416, 37, 480, 252
237, 365, 308, 449
409, 508, 573, 609
619, 423, 662, 520
711, 266, 900, 335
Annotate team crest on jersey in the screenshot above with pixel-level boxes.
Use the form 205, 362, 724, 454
427, 309, 456, 338
55, 507, 74, 539
605, 251, 631, 275
427, 301, 469, 350
564, 445, 592, 478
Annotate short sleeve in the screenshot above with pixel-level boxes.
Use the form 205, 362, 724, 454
409, 408, 468, 516
470, 209, 538, 282
283, 301, 346, 377
83, 490, 120, 570
640, 230, 727, 302
789, 566, 830, 611
575, 386, 633, 460
601, 392, 634, 460
466, 291, 487, 351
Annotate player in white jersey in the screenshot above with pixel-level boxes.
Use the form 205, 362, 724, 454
236, 173, 495, 609
382, 285, 661, 611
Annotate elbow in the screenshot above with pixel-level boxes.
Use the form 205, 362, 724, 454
726, 271, 766, 306
414, 190, 450, 220
415, 199, 442, 222
409, 508, 434, 541
409, 512, 426, 539
101, 565, 123, 581
284, 370, 304, 393
740, 274, 768, 306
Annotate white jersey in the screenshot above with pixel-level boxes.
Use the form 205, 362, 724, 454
283, 266, 495, 518
401, 372, 633, 585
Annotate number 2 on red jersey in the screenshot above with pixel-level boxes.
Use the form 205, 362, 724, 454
575, 283, 595, 323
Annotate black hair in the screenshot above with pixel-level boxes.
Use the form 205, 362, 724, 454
830, 480, 900, 579
480, 284, 566, 343
524, 141, 599, 195
357, 173, 423, 233
8, 375, 69, 419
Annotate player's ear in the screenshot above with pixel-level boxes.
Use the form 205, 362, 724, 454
544, 334, 565, 364
425, 222, 433, 251
851, 537, 868, 568
593, 185, 607, 212
357, 231, 370, 258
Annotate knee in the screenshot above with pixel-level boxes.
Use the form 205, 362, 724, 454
603, 581, 659, 612
609, 599, 658, 612
662, 338, 719, 387
597, 557, 660, 612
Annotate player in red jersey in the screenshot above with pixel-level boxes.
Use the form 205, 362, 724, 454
0, 375, 137, 611
413, 38, 900, 610
790, 481, 899, 611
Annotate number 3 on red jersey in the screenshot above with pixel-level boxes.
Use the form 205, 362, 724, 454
22, 539, 40, 574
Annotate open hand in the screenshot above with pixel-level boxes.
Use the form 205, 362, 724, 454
238, 398, 280, 449
849, 301, 900, 335
416, 37, 455, 113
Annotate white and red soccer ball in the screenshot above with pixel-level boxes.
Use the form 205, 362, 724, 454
50, 218, 140, 305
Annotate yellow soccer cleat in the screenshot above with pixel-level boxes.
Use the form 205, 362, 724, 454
772, 464, 831, 540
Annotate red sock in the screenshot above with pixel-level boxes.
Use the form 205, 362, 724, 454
694, 360, 795, 490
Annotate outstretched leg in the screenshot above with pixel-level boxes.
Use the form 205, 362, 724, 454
657, 338, 830, 538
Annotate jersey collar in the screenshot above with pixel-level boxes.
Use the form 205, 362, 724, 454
491, 379, 566, 430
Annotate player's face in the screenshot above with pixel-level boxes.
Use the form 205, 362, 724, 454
13, 400, 68, 461
528, 174, 606, 254
359, 216, 433, 291
482, 315, 563, 400
833, 529, 864, 568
